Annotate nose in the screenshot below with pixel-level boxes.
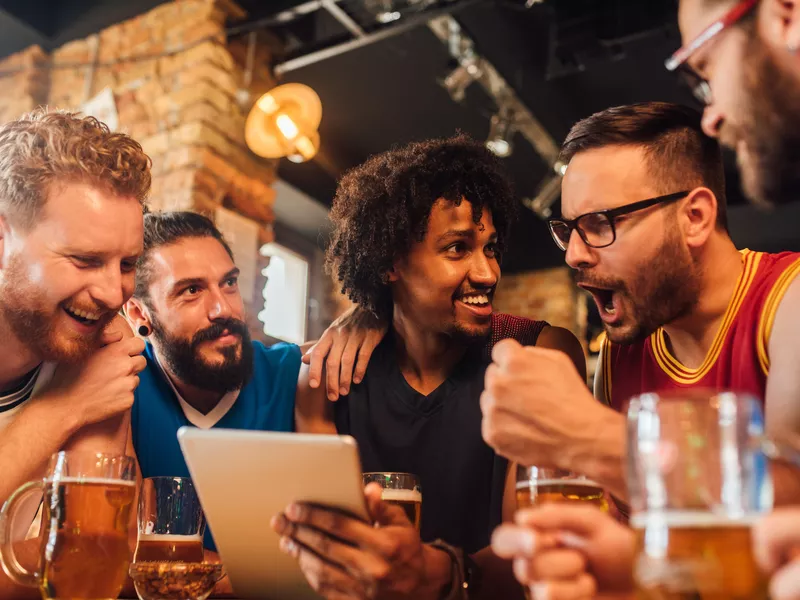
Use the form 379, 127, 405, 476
90, 266, 125, 311
470, 251, 499, 288
207, 286, 233, 322
701, 104, 724, 139
564, 229, 597, 270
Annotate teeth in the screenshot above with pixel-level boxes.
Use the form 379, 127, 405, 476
66, 306, 101, 321
461, 295, 489, 305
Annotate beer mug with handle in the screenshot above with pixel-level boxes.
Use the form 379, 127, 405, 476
0, 452, 136, 600
628, 390, 773, 600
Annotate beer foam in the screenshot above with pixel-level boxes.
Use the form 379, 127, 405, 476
515, 479, 602, 490
138, 533, 203, 542
381, 489, 422, 503
45, 477, 135, 487
630, 511, 762, 529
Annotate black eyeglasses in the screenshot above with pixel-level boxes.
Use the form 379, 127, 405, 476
548, 191, 690, 251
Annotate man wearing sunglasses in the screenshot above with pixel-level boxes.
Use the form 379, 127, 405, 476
481, 101, 800, 505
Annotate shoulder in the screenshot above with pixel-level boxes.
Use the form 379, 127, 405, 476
536, 325, 587, 381
490, 313, 549, 346
251, 340, 302, 368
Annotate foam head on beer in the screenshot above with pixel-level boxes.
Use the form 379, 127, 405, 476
380, 488, 422, 530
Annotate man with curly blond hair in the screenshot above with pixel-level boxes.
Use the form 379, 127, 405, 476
0, 108, 151, 597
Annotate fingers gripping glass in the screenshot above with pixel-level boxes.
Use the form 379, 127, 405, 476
548, 191, 689, 251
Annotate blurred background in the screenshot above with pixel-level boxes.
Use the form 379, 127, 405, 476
1, 0, 798, 376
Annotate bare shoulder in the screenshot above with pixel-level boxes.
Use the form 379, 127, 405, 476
536, 325, 587, 381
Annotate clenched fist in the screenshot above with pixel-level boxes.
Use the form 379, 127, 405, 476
481, 339, 627, 498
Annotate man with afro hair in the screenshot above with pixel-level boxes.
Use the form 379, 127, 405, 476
273, 134, 586, 600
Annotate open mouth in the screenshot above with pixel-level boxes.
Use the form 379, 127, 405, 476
579, 285, 619, 322
455, 290, 494, 317
63, 304, 103, 327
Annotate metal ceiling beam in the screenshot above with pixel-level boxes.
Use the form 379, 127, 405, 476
274, 0, 480, 75
427, 15, 563, 218
320, 0, 366, 38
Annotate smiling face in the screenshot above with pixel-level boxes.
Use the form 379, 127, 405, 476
560, 146, 702, 344
0, 180, 143, 363
389, 198, 500, 343
139, 235, 253, 393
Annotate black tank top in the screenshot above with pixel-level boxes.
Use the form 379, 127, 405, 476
335, 314, 547, 554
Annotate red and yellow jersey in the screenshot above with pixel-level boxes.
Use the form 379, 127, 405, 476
601, 249, 800, 412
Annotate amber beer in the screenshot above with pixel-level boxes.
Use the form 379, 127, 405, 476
40, 477, 135, 600
381, 489, 422, 530
516, 478, 609, 512
632, 512, 768, 600
134, 534, 205, 563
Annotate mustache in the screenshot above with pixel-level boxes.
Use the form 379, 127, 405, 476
191, 318, 248, 346
574, 272, 625, 292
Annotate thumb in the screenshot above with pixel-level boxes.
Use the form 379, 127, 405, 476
491, 338, 522, 365
365, 483, 413, 527
100, 329, 124, 346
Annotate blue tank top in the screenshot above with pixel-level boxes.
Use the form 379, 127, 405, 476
131, 341, 301, 550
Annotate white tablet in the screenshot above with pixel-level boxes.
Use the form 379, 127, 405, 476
177, 427, 369, 599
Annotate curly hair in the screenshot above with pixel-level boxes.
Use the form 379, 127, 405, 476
0, 107, 152, 229
326, 134, 516, 318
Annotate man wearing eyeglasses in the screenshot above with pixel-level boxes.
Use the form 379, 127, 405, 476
481, 101, 800, 505
669, 0, 800, 209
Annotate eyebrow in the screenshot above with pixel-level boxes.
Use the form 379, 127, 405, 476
169, 268, 240, 296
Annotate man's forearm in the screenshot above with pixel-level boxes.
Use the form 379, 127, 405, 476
0, 399, 78, 504
566, 409, 629, 502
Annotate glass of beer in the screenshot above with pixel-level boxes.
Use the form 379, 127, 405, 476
363, 473, 422, 530
516, 466, 609, 511
131, 477, 222, 600
627, 390, 772, 600
133, 477, 205, 563
0, 451, 136, 600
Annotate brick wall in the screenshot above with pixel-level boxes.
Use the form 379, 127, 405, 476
0, 0, 281, 341
494, 266, 588, 346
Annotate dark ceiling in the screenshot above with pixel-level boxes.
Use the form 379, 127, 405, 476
0, 0, 796, 273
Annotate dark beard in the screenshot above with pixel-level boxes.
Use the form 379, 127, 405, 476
151, 314, 254, 394
579, 222, 700, 345
733, 33, 800, 206
447, 322, 492, 347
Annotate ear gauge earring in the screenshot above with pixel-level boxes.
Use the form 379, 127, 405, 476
138, 325, 150, 337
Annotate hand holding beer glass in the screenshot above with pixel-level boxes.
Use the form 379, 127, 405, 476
362, 472, 422, 530
516, 466, 609, 511
628, 390, 773, 600
0, 452, 135, 600
129, 477, 222, 600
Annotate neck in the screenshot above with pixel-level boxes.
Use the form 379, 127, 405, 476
391, 307, 468, 396
0, 312, 42, 392
154, 348, 225, 415
662, 234, 744, 368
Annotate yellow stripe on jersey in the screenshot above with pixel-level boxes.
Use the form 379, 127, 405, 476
652, 250, 761, 385
599, 333, 612, 406
756, 255, 800, 375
